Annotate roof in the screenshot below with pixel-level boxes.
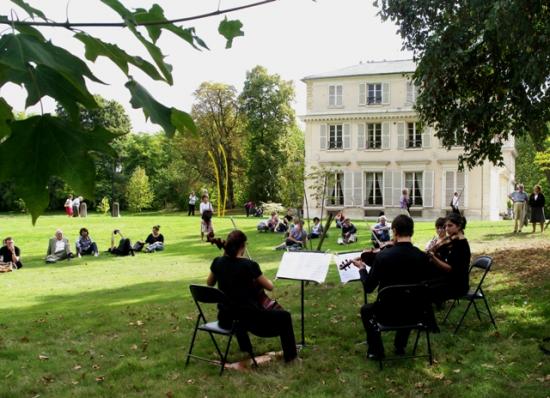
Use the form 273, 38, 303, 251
302, 59, 416, 81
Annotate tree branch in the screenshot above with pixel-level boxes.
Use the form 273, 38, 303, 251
1, 0, 278, 28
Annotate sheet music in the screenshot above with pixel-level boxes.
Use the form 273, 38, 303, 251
276, 251, 331, 284
334, 252, 371, 284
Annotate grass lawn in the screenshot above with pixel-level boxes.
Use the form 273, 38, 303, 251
0, 212, 549, 397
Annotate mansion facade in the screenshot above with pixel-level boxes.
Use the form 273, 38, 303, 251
302, 60, 516, 221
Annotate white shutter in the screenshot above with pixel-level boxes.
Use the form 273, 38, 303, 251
343, 171, 353, 206
421, 125, 431, 148
343, 123, 351, 149
353, 171, 363, 207
392, 171, 402, 207
359, 83, 366, 105
382, 122, 390, 149
457, 171, 466, 208
336, 85, 343, 106
320, 124, 327, 150
445, 171, 454, 206
382, 82, 390, 104
397, 122, 405, 149
383, 171, 392, 207
329, 85, 335, 106
406, 81, 413, 104
423, 170, 434, 207
357, 123, 365, 150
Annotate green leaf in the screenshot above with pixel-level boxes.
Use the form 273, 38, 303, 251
218, 17, 244, 49
9, 0, 47, 20
99, 0, 134, 22
125, 79, 196, 137
134, 5, 164, 43
0, 16, 45, 41
0, 98, 13, 139
0, 115, 118, 223
74, 32, 164, 82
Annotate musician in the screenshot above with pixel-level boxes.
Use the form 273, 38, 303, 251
353, 215, 431, 360
207, 230, 298, 362
426, 213, 471, 303
425, 217, 447, 252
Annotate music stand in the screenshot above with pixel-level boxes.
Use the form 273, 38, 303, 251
334, 250, 371, 304
276, 250, 331, 347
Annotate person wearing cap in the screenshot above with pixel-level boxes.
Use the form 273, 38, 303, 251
508, 184, 529, 233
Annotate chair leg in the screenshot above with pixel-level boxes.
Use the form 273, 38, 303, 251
207, 331, 224, 360
185, 317, 201, 367
412, 329, 421, 355
426, 331, 433, 365
442, 299, 457, 324
219, 334, 234, 376
454, 300, 474, 334
482, 296, 497, 329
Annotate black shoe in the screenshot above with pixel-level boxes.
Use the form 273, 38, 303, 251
394, 347, 406, 356
367, 351, 384, 361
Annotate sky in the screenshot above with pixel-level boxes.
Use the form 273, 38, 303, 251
0, 0, 412, 132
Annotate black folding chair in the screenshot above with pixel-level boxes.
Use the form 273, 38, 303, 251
185, 284, 257, 375
374, 283, 435, 370
442, 256, 497, 334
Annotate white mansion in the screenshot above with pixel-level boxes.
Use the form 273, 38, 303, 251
301, 60, 516, 221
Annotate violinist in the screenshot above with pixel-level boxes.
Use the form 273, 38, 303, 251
426, 213, 471, 303
353, 215, 432, 360
206, 230, 298, 362
425, 217, 447, 253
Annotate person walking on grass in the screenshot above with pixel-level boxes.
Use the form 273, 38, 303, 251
508, 184, 529, 233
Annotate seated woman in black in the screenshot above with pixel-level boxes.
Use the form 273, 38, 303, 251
144, 225, 164, 252
427, 213, 471, 302
206, 230, 298, 362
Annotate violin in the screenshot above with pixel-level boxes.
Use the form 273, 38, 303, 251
338, 242, 394, 270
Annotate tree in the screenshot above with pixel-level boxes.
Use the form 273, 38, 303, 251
278, 125, 305, 208
191, 82, 246, 209
126, 166, 154, 212
376, 0, 550, 184
0, 1, 250, 222
239, 65, 297, 203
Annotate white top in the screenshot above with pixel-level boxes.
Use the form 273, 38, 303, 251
200, 202, 213, 214
188, 194, 198, 205
73, 197, 80, 207
55, 240, 66, 253
64, 198, 73, 207
452, 196, 460, 207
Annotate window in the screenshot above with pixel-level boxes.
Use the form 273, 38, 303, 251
329, 85, 343, 107
328, 124, 343, 149
367, 83, 382, 104
407, 122, 422, 148
365, 172, 383, 206
366, 123, 382, 149
445, 170, 465, 206
405, 172, 423, 206
327, 172, 344, 206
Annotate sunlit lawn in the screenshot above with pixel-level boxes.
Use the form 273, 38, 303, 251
0, 212, 549, 397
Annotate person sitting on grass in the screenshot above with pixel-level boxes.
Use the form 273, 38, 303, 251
144, 225, 165, 252
338, 218, 357, 245
371, 216, 391, 248
308, 217, 324, 239
275, 220, 307, 250
46, 229, 73, 263
75, 228, 99, 258
0, 237, 23, 269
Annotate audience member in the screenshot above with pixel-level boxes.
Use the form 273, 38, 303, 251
0, 237, 23, 269
64, 195, 73, 217
144, 225, 165, 252
46, 229, 73, 263
338, 218, 357, 245
308, 217, 324, 239
275, 219, 307, 250
371, 216, 391, 248
75, 228, 99, 257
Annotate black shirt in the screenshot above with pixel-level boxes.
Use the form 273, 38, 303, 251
210, 256, 263, 316
360, 242, 431, 294
0, 246, 20, 263
437, 238, 471, 295
145, 233, 164, 245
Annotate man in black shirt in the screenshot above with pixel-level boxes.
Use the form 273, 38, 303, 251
0, 237, 23, 269
353, 215, 431, 359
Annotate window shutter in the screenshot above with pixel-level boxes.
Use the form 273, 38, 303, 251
359, 83, 366, 105
343, 123, 351, 149
353, 171, 363, 207
406, 81, 413, 104
383, 171, 392, 207
445, 171, 454, 205
336, 85, 343, 106
397, 122, 405, 149
457, 171, 466, 208
320, 124, 327, 150
329, 85, 335, 106
382, 82, 390, 104
392, 171, 402, 207
357, 123, 365, 150
382, 122, 390, 149
421, 125, 431, 148
343, 171, 353, 206
423, 170, 434, 207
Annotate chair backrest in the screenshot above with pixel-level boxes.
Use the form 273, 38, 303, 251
375, 283, 431, 327
469, 256, 493, 293
189, 284, 227, 304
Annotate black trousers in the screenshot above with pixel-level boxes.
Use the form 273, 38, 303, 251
227, 309, 297, 362
188, 204, 195, 216
360, 304, 411, 356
